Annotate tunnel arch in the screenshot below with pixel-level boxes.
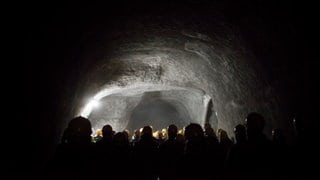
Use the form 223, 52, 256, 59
83, 84, 213, 132
68, 13, 288, 138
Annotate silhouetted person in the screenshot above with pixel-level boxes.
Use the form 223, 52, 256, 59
161, 128, 168, 140
203, 124, 221, 175
245, 112, 273, 175
217, 129, 233, 166
132, 126, 159, 179
95, 124, 114, 176
123, 129, 130, 141
157, 131, 165, 145
159, 124, 184, 179
112, 132, 132, 178
183, 123, 206, 177
94, 129, 103, 143
176, 133, 185, 154
226, 124, 248, 173
234, 124, 247, 144
53, 116, 95, 179
204, 123, 219, 147
131, 129, 141, 147
96, 124, 113, 149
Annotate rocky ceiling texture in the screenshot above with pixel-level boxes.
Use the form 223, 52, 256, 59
66, 14, 290, 137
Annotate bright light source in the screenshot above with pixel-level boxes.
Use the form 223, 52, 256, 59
89, 99, 100, 108
80, 98, 100, 117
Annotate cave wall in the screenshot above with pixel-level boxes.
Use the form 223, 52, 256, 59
69, 21, 281, 137
22, 0, 312, 176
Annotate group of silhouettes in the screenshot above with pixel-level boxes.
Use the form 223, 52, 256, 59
50, 112, 306, 180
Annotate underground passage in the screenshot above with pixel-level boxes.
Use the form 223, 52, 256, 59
21, 0, 317, 179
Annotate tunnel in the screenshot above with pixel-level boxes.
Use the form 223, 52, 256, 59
20, 0, 317, 178
87, 86, 209, 132
69, 14, 285, 137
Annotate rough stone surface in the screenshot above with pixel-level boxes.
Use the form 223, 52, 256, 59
72, 24, 282, 137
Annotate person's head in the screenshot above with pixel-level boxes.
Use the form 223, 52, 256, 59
218, 129, 229, 141
123, 129, 130, 141
168, 124, 178, 139
141, 126, 153, 138
67, 116, 92, 143
161, 128, 167, 139
184, 123, 204, 141
205, 126, 216, 138
245, 112, 265, 138
234, 124, 246, 143
96, 129, 102, 136
102, 124, 113, 138
134, 129, 141, 138
158, 131, 164, 139
216, 128, 222, 136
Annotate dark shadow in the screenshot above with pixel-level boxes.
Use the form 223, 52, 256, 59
128, 91, 190, 131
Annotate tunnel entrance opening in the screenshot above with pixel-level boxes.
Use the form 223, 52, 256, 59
127, 92, 191, 131
83, 84, 212, 133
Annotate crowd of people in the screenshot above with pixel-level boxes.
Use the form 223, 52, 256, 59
50, 112, 307, 180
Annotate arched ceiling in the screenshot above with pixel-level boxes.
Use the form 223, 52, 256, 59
72, 23, 282, 136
